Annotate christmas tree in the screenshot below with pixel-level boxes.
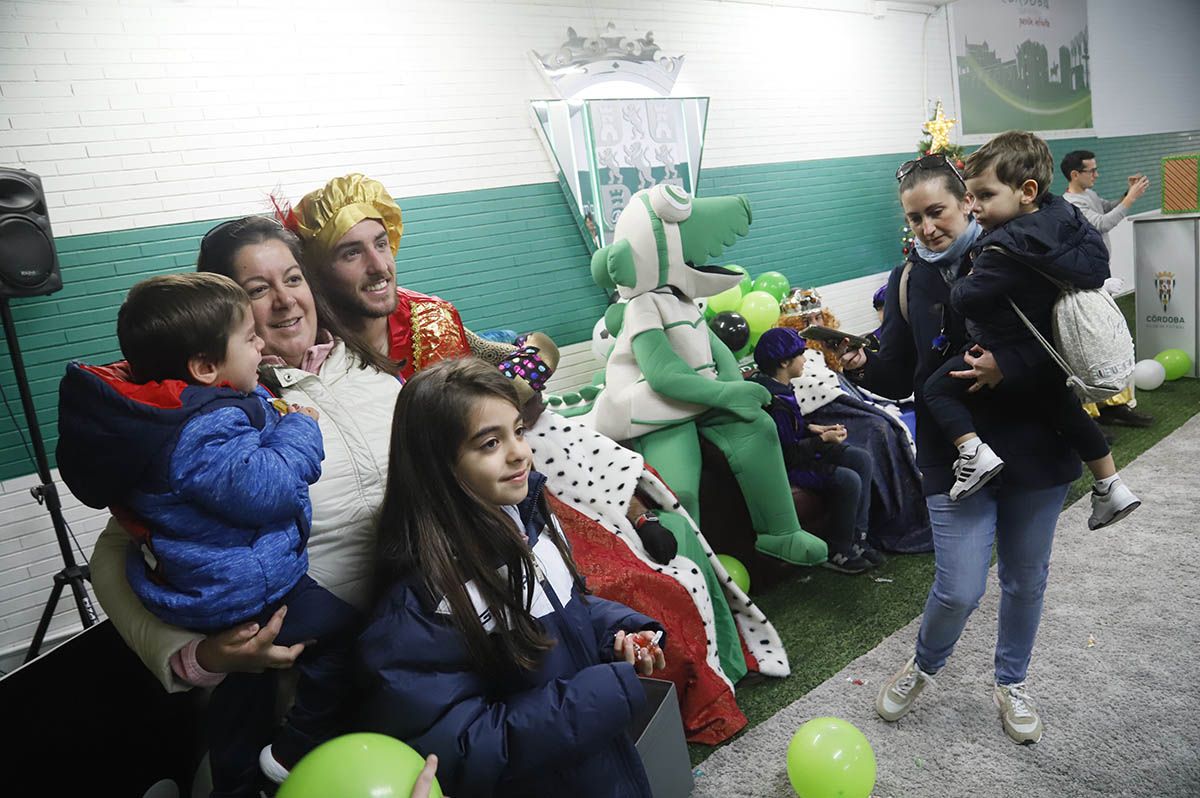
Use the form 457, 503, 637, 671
902, 100, 963, 257
917, 100, 964, 166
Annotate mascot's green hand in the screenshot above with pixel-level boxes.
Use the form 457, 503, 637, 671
719, 380, 771, 422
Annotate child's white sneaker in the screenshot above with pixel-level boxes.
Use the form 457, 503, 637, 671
949, 443, 1004, 501
259, 744, 290, 786
1088, 478, 1140, 530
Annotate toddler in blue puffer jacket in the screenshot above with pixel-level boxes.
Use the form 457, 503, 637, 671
57, 272, 358, 797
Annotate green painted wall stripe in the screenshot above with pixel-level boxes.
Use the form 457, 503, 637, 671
0, 128, 1195, 480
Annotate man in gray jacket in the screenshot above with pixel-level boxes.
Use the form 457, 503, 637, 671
1062, 150, 1150, 252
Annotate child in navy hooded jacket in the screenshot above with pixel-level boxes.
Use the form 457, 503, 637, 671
921, 131, 1140, 530
358, 358, 664, 798
57, 273, 357, 796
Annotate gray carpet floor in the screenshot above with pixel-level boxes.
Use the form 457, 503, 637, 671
693, 414, 1200, 798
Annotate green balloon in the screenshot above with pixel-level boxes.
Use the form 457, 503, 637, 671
725, 264, 753, 295
748, 330, 764, 350
717, 554, 750, 594
738, 290, 782, 337
1154, 348, 1193, 381
708, 285, 744, 315
753, 271, 791, 301
279, 733, 443, 798
787, 718, 876, 798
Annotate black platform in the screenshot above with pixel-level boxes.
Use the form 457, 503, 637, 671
1, 620, 207, 795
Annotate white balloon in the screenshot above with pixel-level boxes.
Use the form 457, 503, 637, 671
1133, 358, 1166, 391
591, 317, 615, 363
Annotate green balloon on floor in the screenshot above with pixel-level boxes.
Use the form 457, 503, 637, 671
1154, 348, 1192, 381
717, 554, 751, 594
787, 717, 876, 798
278, 733, 442, 798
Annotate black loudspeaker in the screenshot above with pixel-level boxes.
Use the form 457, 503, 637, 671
0, 167, 62, 298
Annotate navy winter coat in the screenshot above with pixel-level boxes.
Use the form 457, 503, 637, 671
855, 213, 1086, 496
953, 192, 1110, 348
56, 362, 323, 630
357, 471, 659, 798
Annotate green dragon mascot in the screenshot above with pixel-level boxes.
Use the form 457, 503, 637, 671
590, 185, 827, 677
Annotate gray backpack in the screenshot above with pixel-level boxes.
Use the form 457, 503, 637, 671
985, 245, 1135, 402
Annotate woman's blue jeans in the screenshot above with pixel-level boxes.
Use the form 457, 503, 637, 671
914, 480, 1070, 685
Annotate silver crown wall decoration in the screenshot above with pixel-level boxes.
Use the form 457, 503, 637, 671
530, 22, 685, 97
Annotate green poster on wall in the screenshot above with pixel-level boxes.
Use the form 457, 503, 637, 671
951, 0, 1093, 135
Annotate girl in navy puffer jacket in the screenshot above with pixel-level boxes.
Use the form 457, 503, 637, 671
358, 358, 665, 798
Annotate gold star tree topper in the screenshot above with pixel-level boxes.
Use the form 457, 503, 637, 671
922, 101, 958, 154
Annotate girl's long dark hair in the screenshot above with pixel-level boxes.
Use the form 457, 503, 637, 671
196, 215, 400, 374
376, 357, 582, 674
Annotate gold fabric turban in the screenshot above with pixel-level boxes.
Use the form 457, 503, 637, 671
291, 173, 404, 266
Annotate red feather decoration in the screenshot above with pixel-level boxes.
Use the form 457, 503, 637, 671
269, 191, 300, 235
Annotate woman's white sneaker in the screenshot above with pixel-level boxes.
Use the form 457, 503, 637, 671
949, 443, 1004, 501
876, 656, 936, 722
993, 682, 1043, 744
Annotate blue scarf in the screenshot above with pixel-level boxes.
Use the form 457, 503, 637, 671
914, 218, 982, 284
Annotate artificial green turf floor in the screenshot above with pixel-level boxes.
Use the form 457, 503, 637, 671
689, 293, 1200, 765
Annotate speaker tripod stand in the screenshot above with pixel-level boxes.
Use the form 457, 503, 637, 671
1, 298, 97, 663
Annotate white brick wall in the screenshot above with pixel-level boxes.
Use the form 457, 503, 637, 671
0, 0, 960, 238
1, 0, 1197, 662
0, 466, 109, 670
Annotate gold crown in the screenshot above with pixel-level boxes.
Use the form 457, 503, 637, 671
781, 287, 823, 318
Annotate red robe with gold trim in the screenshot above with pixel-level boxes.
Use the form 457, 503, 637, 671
387, 288, 470, 381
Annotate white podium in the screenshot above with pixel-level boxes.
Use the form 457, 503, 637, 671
1133, 212, 1200, 378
